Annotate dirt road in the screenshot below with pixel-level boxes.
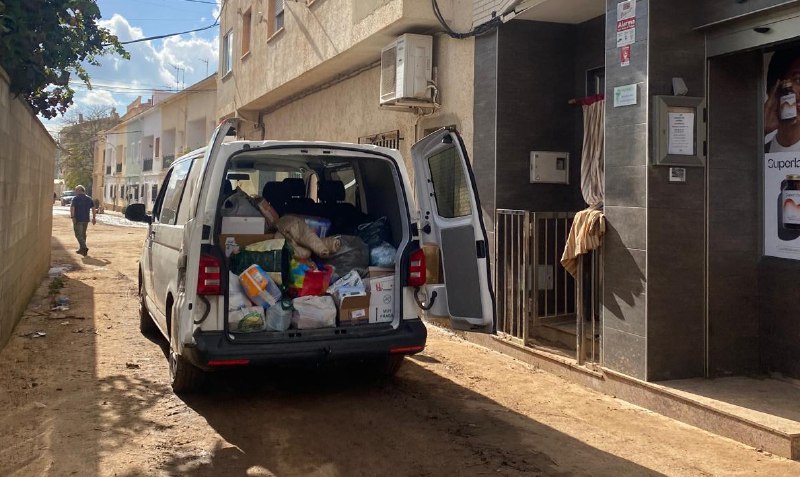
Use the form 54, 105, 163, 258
1, 211, 799, 476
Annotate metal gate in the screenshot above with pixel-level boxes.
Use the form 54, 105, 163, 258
495, 209, 601, 365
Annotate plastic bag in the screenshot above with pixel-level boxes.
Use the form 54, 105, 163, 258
357, 217, 391, 248
323, 235, 369, 279
289, 258, 316, 290
265, 300, 293, 331
229, 306, 266, 332
239, 265, 282, 308
228, 273, 253, 310
370, 242, 397, 267
221, 188, 262, 217
291, 295, 336, 329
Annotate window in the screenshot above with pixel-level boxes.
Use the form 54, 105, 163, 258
176, 158, 203, 224
158, 160, 193, 225
329, 167, 358, 205
151, 184, 158, 202
269, 0, 284, 37
154, 137, 160, 158
222, 29, 234, 75
241, 8, 252, 56
427, 146, 472, 218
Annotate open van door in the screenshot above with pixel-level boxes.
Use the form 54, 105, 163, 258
411, 128, 495, 333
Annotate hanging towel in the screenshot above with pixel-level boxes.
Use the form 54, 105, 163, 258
580, 99, 605, 207
561, 206, 605, 277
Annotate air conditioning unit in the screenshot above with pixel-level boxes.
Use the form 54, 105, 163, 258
380, 34, 433, 106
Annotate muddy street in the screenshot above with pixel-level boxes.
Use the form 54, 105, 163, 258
0, 211, 798, 476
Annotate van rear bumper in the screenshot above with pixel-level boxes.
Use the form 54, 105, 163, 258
186, 320, 427, 370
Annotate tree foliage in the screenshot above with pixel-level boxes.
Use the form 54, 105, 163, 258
0, 0, 128, 118
59, 105, 118, 192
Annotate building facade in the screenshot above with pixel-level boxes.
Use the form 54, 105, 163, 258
216, 0, 474, 175
97, 75, 217, 211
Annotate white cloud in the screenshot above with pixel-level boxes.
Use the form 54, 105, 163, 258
81, 89, 117, 107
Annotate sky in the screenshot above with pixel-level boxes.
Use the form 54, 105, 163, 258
41, 0, 222, 137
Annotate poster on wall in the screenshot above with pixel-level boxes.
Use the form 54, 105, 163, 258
764, 49, 800, 260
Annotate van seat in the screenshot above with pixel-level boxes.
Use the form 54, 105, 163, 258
262, 181, 288, 214
282, 178, 315, 215
318, 180, 365, 234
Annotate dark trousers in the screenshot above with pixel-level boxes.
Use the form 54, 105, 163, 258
73, 221, 88, 251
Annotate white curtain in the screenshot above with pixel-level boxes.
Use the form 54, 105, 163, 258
580, 99, 605, 206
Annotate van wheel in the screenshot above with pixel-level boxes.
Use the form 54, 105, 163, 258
169, 349, 205, 394
139, 279, 158, 336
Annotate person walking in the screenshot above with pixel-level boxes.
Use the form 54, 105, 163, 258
70, 185, 96, 256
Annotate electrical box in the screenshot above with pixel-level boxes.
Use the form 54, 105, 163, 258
530, 151, 569, 184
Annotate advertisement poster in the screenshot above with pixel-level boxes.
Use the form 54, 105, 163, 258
764, 50, 800, 260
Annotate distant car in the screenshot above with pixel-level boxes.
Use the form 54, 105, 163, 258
60, 190, 76, 206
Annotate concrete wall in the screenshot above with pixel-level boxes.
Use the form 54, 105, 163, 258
0, 67, 56, 349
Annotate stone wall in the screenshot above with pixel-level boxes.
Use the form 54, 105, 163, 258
0, 67, 56, 349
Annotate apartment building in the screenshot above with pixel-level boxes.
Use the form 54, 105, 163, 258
216, 0, 473, 175
97, 75, 217, 211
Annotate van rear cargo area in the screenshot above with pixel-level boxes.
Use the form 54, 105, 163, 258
214, 146, 411, 342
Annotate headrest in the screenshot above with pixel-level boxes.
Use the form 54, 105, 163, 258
318, 181, 345, 203
222, 180, 233, 197
282, 178, 306, 198
262, 181, 285, 203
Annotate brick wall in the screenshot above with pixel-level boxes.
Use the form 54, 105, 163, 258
0, 66, 56, 349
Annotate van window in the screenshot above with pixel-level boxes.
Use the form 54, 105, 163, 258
176, 158, 202, 224
427, 146, 471, 218
328, 167, 358, 205
159, 160, 193, 225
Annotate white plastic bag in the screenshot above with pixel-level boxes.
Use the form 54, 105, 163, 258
228, 273, 253, 310
266, 302, 292, 331
229, 306, 266, 332
291, 296, 336, 329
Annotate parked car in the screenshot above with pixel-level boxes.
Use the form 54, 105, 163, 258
125, 119, 495, 392
60, 190, 76, 206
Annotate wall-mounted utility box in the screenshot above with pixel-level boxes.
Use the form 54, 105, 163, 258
530, 151, 570, 184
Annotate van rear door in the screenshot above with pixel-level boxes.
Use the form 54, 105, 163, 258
411, 128, 495, 333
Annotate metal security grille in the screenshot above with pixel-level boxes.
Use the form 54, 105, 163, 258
358, 130, 402, 149
495, 209, 601, 366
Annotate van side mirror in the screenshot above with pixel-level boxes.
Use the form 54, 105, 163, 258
125, 203, 152, 223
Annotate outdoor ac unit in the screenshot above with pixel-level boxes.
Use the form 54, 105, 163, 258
380, 34, 433, 105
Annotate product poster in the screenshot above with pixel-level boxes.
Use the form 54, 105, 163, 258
764, 49, 800, 260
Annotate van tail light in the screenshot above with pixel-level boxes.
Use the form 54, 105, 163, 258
408, 248, 426, 287
197, 254, 222, 295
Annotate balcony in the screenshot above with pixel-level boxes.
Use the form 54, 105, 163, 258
163, 155, 175, 168
143, 158, 153, 171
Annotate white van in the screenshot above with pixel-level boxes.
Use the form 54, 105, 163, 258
125, 119, 494, 392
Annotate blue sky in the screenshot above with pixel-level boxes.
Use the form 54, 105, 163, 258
42, 0, 221, 135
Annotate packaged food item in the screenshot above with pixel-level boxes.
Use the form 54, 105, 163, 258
265, 301, 293, 331
229, 306, 266, 332
239, 265, 281, 308
291, 295, 337, 329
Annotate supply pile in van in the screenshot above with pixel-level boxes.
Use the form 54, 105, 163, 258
219, 180, 399, 333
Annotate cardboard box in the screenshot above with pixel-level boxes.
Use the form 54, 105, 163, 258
218, 233, 277, 250
222, 216, 265, 234
337, 292, 371, 326
367, 270, 394, 323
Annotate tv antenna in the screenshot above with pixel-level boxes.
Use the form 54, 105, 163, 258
198, 58, 209, 77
